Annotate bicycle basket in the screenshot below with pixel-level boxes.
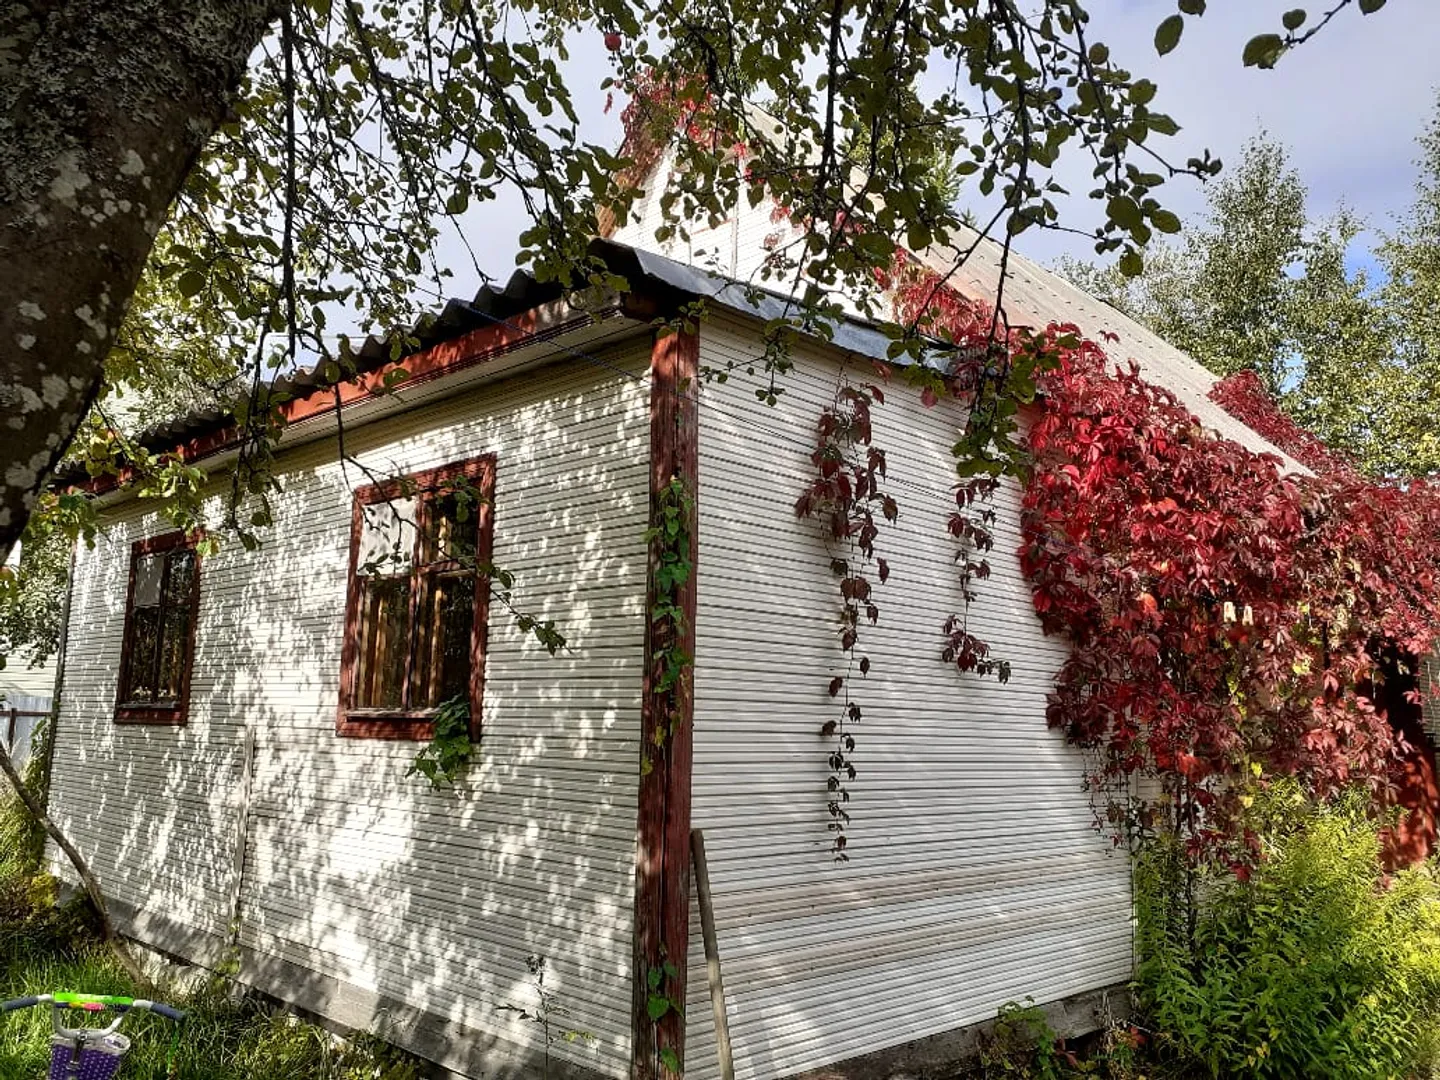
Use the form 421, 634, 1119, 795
48, 1032, 130, 1080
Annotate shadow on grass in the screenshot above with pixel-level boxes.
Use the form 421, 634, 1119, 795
0, 856, 423, 1080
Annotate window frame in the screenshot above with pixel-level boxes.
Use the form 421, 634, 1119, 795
337, 454, 495, 741
114, 530, 202, 726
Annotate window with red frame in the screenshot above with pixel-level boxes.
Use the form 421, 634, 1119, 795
338, 455, 494, 740
116, 531, 201, 724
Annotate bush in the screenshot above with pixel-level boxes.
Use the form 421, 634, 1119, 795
1135, 783, 1440, 1079
0, 716, 49, 881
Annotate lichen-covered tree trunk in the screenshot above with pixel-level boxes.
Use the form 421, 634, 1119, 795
0, 1, 282, 558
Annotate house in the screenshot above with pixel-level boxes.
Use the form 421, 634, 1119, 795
41, 170, 1324, 1080
1, 540, 56, 771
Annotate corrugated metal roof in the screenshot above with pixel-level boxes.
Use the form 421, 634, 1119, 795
915, 229, 1310, 474
599, 239, 902, 361
109, 241, 901, 468
120, 268, 567, 457
108, 228, 1304, 481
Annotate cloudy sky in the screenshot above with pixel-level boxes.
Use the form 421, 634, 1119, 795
436, 1, 1440, 303
1019, 0, 1440, 274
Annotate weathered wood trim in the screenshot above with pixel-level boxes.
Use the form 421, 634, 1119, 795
337, 454, 496, 741
632, 326, 700, 1080
114, 529, 202, 726
71, 305, 604, 496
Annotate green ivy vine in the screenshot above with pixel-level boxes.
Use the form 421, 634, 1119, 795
408, 696, 472, 788
646, 960, 685, 1074
643, 476, 695, 768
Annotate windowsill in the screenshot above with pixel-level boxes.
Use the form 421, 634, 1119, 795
114, 704, 187, 726
336, 708, 480, 742
345, 708, 442, 720
336, 711, 439, 741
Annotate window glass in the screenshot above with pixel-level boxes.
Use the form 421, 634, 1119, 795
357, 498, 417, 575
117, 538, 199, 719
414, 574, 475, 708
355, 575, 411, 710
342, 459, 492, 735
425, 492, 477, 564
132, 553, 164, 608
123, 607, 162, 703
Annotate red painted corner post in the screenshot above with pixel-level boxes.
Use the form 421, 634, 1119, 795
632, 326, 700, 1080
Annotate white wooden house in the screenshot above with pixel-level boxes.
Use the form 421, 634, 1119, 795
44, 176, 1302, 1080
1, 541, 55, 772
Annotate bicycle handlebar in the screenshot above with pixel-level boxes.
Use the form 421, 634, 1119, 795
0, 994, 185, 1022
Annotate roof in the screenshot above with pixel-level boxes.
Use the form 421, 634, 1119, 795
106, 214, 1305, 481
110, 239, 907, 466
125, 263, 570, 458
915, 229, 1309, 474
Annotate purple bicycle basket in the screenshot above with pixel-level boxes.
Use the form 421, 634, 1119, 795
48, 1032, 130, 1080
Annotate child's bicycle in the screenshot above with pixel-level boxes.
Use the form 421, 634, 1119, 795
1, 993, 186, 1079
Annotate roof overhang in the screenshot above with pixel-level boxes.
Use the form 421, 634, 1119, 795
71, 239, 916, 502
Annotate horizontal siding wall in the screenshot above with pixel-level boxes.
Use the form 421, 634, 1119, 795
683, 316, 1132, 1080
48, 350, 653, 1077
0, 663, 56, 704
48, 507, 250, 939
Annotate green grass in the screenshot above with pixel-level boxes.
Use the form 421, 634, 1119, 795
0, 789, 422, 1080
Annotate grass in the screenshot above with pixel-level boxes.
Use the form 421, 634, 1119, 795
0, 782, 423, 1080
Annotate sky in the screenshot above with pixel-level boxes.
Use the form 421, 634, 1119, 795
433, 1, 1440, 306
1015, 0, 1440, 276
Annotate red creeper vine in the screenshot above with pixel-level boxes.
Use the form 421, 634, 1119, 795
795, 375, 897, 860
943, 475, 1011, 682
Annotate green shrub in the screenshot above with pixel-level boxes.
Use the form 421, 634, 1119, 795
1135, 782, 1440, 1079
977, 999, 1066, 1079
0, 716, 49, 880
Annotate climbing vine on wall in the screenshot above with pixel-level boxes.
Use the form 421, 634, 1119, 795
1209, 369, 1352, 477
881, 250, 1024, 684
644, 476, 695, 769
789, 251, 1034, 856
1020, 330, 1440, 861
795, 375, 897, 859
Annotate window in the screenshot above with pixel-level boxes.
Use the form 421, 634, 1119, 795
338, 455, 495, 740
116, 531, 201, 724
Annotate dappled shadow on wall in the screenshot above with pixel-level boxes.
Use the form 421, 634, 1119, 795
52, 367, 651, 1077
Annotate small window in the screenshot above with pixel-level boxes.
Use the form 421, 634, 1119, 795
338, 456, 495, 740
116, 531, 201, 724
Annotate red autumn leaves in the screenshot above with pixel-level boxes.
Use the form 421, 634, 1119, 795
1021, 329, 1440, 842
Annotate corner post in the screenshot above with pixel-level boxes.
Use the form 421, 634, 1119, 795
632, 324, 700, 1079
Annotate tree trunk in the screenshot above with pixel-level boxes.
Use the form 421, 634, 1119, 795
0, 1, 283, 559
0, 735, 148, 986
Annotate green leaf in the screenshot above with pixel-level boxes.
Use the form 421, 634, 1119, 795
646, 994, 670, 1022
1130, 80, 1158, 106
1154, 14, 1184, 55
176, 270, 206, 298
1148, 113, 1181, 137
1107, 195, 1143, 232
1119, 250, 1144, 278
1281, 8, 1306, 30
1358, 0, 1385, 12
1243, 33, 1285, 67
1151, 209, 1182, 234
1177, 0, 1205, 13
